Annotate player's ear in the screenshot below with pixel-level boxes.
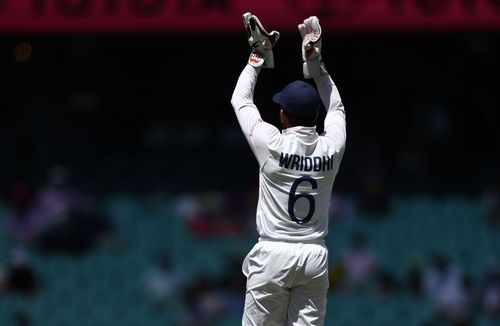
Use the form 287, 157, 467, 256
280, 109, 288, 127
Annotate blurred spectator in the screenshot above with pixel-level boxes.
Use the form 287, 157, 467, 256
184, 191, 254, 237
35, 165, 83, 225
219, 191, 251, 236
140, 252, 184, 308
329, 192, 357, 222
4, 182, 44, 250
406, 257, 424, 297
175, 193, 201, 221
5, 249, 40, 297
181, 277, 226, 326
34, 165, 114, 255
185, 192, 224, 237
423, 253, 473, 325
374, 268, 398, 297
479, 260, 500, 319
178, 254, 245, 325
187, 203, 217, 237
218, 254, 246, 316
340, 230, 378, 292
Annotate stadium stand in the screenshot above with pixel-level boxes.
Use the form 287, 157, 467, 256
1, 193, 498, 325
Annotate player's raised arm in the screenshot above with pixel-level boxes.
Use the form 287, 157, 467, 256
231, 12, 281, 166
299, 16, 346, 155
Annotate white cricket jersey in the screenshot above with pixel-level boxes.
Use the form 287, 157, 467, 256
231, 65, 346, 242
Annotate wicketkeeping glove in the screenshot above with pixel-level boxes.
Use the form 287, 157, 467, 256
243, 12, 280, 69
298, 16, 328, 79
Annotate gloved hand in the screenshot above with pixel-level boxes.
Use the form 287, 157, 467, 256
243, 12, 280, 68
298, 16, 327, 79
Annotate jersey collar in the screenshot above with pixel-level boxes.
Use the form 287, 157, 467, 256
282, 126, 318, 138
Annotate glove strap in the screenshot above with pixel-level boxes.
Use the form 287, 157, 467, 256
248, 49, 275, 69
249, 50, 265, 68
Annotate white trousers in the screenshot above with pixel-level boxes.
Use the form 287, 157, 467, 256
242, 239, 329, 326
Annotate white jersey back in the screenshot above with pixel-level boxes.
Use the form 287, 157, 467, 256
231, 65, 346, 242
256, 127, 341, 241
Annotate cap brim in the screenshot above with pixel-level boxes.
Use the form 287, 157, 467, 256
272, 92, 282, 106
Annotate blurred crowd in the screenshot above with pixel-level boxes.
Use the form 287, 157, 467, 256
329, 230, 500, 326
0, 165, 114, 301
1, 166, 500, 325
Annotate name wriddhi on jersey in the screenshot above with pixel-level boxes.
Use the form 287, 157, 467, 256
278, 152, 335, 172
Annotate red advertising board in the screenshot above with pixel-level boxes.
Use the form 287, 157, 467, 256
0, 0, 500, 33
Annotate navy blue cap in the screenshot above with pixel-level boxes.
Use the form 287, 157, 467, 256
272, 80, 320, 118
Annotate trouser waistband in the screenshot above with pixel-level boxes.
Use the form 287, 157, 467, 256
258, 237, 325, 245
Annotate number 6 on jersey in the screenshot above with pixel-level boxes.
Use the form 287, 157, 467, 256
288, 176, 318, 224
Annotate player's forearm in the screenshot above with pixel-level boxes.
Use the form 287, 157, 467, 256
231, 64, 261, 112
324, 108, 346, 151
316, 73, 346, 149
231, 64, 276, 166
314, 73, 343, 116
231, 64, 264, 143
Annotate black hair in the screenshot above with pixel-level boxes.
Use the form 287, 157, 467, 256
283, 110, 317, 127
